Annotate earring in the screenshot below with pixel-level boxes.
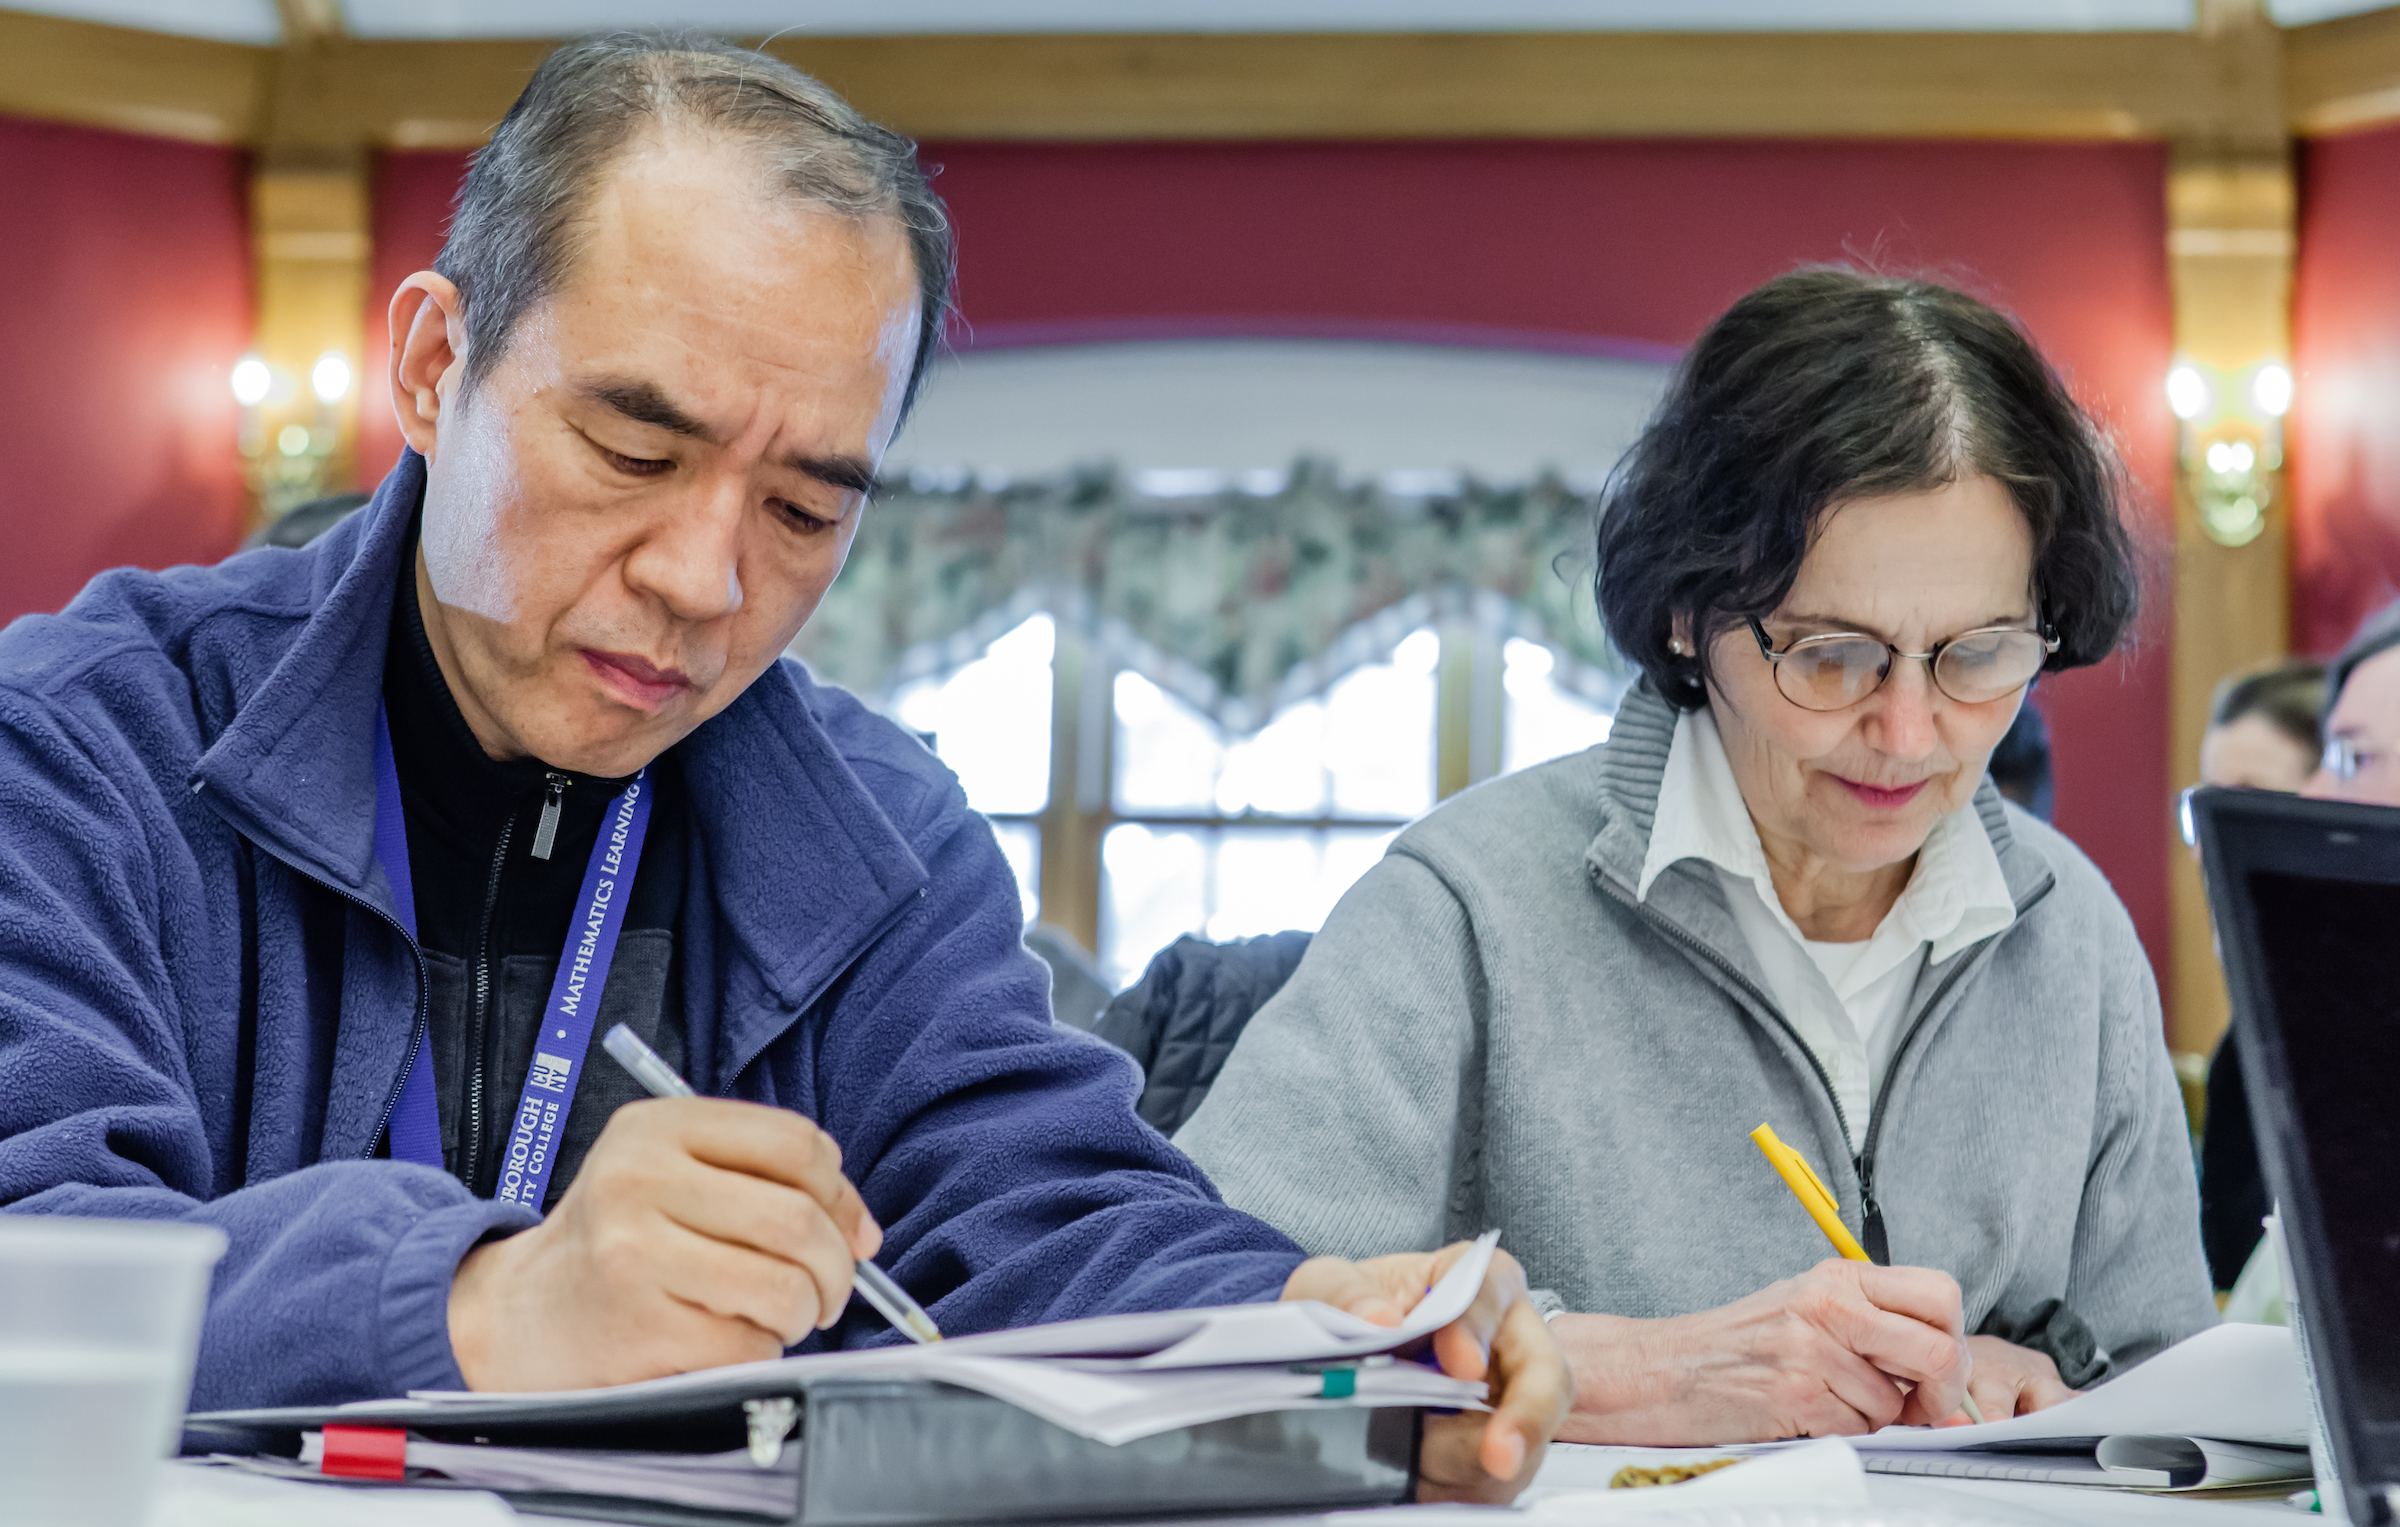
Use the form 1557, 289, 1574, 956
1668, 638, 1686, 656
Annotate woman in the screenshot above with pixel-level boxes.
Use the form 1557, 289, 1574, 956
1178, 269, 2217, 1443
2192, 659, 2326, 1289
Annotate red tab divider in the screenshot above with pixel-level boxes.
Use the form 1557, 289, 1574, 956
321, 1424, 409, 1481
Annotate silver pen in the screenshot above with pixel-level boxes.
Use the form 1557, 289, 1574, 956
599, 1023, 943, 1344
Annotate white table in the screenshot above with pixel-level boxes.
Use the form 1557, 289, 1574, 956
151, 1446, 2315, 1527
1525, 1443, 2307, 1526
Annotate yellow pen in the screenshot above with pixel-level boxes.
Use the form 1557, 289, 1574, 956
1750, 1123, 1869, 1261
1749, 1123, 1983, 1424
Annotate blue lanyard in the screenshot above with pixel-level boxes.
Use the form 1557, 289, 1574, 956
371, 703, 654, 1213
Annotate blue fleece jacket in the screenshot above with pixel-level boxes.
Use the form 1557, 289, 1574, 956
0, 453, 1305, 1410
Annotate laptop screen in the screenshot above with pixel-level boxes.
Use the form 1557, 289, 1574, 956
2198, 785, 2400, 1519
2248, 869, 2400, 1416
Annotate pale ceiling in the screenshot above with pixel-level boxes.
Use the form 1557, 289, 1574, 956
21, 0, 2396, 46
891, 338, 1669, 484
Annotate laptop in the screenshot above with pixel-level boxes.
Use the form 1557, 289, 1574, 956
2191, 786, 2400, 1525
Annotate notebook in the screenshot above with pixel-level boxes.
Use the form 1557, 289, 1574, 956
1848, 1323, 2309, 1490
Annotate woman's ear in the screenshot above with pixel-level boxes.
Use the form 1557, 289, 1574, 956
387, 271, 468, 463
1668, 612, 1696, 657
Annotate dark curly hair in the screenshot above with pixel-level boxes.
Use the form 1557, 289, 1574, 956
1596, 268, 2140, 710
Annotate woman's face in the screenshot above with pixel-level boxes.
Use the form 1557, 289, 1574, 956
2200, 714, 2316, 793
1701, 473, 2037, 879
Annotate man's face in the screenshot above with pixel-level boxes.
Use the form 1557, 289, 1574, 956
393, 130, 921, 776
2304, 646, 2400, 806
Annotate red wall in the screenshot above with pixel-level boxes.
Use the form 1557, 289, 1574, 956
356, 152, 468, 497
367, 139, 2177, 988
0, 116, 251, 622
2292, 126, 2400, 655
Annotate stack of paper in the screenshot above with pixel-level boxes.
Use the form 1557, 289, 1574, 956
276, 1438, 802, 1515
1526, 1324, 2310, 1506
1853, 1323, 2310, 1491
370, 1230, 1499, 1448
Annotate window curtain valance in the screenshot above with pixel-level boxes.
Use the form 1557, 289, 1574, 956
790, 460, 1627, 731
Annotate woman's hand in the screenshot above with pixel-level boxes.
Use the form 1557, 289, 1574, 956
1282, 1243, 1571, 1504
1550, 1259, 1969, 1445
1943, 1334, 2075, 1423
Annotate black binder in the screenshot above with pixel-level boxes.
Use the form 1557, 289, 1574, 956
185, 1377, 1422, 1524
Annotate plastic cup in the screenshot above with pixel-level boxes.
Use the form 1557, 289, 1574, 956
0, 1217, 227, 1527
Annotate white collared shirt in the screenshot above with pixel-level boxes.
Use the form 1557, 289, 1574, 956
1635, 706, 2017, 1152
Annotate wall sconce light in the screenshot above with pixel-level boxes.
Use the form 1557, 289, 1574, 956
2166, 358, 2288, 548
230, 355, 272, 409
309, 351, 350, 404
231, 348, 354, 518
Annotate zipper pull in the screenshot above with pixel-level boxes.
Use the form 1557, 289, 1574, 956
530, 773, 569, 860
1856, 1172, 1891, 1266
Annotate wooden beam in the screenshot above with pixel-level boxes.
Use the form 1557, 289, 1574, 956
769, 31, 2256, 144
2286, 5, 2400, 135
241, 158, 371, 523
275, 0, 345, 45
18, 17, 2399, 149
283, 39, 552, 152
1037, 628, 1110, 956
316, 30, 2242, 148
0, 9, 264, 146
17, 11, 2400, 148
15, 27, 2269, 152
2163, 10, 2295, 1066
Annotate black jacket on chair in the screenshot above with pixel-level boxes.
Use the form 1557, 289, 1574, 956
1095, 932, 1313, 1136
2200, 1037, 2270, 1290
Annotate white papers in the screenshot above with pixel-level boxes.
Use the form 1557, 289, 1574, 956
1862, 1436, 2310, 1491
849, 1226, 1499, 1371
1522, 1327, 2309, 1509
1845, 1325, 2310, 1492
684, 1347, 1483, 1447
1856, 1324, 2306, 1453
392, 1230, 1500, 1447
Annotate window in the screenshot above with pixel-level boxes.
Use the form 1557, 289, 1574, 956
1100, 633, 1437, 985
889, 614, 1054, 922
1503, 637, 1614, 774
883, 620, 1615, 991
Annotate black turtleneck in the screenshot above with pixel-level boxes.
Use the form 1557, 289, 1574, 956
381, 531, 688, 1204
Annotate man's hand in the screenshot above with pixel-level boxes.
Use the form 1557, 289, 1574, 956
449, 1097, 879, 1391
1944, 1334, 2074, 1424
1551, 1260, 1969, 1445
1282, 1244, 1570, 1505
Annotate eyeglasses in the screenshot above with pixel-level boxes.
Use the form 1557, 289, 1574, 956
1746, 618, 2059, 713
2320, 735, 2391, 784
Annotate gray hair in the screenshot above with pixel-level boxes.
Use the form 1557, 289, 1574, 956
434, 29, 954, 421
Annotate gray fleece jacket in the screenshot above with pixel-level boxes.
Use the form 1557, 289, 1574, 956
1178, 682, 2217, 1377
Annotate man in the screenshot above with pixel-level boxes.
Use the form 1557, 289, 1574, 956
0, 33, 1572, 1499
2190, 600, 2400, 1312
2306, 598, 2400, 805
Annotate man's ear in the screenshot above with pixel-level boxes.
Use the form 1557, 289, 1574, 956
388, 272, 468, 462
